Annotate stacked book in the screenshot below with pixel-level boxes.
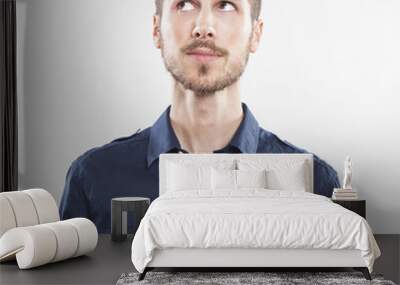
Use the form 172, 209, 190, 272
332, 188, 358, 200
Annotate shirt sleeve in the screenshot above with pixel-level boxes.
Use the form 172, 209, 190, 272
59, 158, 90, 220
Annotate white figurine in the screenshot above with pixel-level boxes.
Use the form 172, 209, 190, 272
342, 155, 353, 190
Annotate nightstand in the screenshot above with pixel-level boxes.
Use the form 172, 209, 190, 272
332, 199, 366, 219
111, 197, 150, 242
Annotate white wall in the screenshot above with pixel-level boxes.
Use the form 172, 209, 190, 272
16, 0, 400, 233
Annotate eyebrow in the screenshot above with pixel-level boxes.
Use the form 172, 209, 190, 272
171, 0, 244, 7
221, 0, 245, 7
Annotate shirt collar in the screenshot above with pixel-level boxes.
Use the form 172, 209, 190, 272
146, 102, 260, 167
147, 105, 181, 167
229, 102, 260, 154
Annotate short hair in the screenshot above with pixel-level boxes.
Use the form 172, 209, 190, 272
155, 0, 262, 21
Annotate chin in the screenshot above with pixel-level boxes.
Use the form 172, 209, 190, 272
188, 76, 218, 86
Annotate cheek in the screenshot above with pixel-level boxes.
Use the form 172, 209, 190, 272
163, 16, 193, 53
218, 17, 252, 51
223, 32, 251, 62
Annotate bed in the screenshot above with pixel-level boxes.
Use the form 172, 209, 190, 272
131, 154, 381, 281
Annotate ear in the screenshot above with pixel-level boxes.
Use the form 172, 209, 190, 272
249, 18, 264, 53
153, 14, 162, 49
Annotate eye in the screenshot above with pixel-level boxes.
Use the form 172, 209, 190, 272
218, 1, 236, 11
177, 0, 195, 11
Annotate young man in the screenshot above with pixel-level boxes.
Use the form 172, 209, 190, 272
60, 0, 339, 233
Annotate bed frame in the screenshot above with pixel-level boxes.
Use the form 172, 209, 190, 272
138, 154, 372, 281
140, 248, 371, 280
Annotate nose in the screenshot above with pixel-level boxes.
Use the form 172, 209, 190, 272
192, 8, 216, 39
192, 25, 215, 39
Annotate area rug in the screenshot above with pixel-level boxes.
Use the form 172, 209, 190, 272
116, 271, 396, 285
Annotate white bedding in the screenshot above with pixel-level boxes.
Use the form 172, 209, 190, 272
131, 190, 381, 273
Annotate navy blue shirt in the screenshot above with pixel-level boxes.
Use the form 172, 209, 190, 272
59, 103, 340, 233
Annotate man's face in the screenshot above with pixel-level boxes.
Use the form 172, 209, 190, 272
153, 0, 263, 95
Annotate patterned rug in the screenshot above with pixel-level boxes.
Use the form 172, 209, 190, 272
116, 271, 396, 285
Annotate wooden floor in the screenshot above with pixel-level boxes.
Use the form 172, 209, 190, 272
373, 234, 400, 284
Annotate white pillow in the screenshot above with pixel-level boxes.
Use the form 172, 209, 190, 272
237, 159, 308, 192
266, 162, 307, 191
211, 168, 236, 190
236, 169, 267, 189
166, 162, 211, 191
211, 168, 268, 190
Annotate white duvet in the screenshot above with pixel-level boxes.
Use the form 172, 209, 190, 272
131, 190, 381, 273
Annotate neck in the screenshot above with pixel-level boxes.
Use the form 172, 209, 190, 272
169, 80, 243, 153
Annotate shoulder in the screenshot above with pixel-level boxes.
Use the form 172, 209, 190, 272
258, 127, 306, 153
71, 127, 151, 172
258, 127, 338, 180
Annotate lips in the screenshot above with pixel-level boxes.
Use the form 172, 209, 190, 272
186, 48, 221, 57
186, 48, 222, 63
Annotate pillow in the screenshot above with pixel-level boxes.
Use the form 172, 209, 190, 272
236, 169, 267, 189
211, 168, 236, 190
211, 168, 268, 190
237, 159, 309, 192
166, 162, 211, 191
266, 161, 307, 191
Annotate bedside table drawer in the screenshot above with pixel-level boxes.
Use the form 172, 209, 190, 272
332, 200, 366, 219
